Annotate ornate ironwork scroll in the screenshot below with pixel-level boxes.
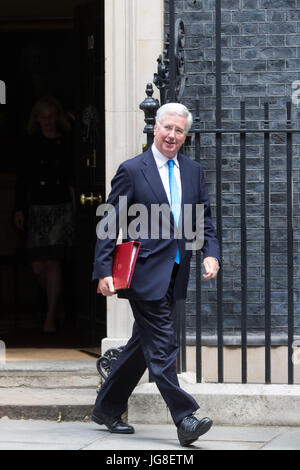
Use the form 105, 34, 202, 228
153, 18, 186, 105
96, 346, 125, 381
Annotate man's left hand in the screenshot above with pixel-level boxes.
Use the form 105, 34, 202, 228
203, 257, 219, 280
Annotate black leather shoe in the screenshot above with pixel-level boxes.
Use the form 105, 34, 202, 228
177, 415, 213, 446
92, 409, 135, 434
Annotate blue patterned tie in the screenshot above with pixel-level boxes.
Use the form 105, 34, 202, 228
168, 159, 181, 264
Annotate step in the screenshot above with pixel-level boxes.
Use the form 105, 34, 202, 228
0, 387, 97, 421
128, 373, 300, 427
0, 361, 100, 388
4, 366, 300, 426
0, 361, 101, 421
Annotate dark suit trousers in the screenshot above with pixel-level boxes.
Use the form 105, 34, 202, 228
94, 266, 200, 427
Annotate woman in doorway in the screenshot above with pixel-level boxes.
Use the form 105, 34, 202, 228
14, 96, 75, 334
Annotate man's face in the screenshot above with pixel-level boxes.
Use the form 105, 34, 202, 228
154, 114, 188, 159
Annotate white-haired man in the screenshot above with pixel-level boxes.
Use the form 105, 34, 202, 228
92, 103, 220, 446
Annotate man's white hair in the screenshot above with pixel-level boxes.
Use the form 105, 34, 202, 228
155, 103, 193, 133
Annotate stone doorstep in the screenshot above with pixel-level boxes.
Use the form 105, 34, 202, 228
128, 374, 300, 427
0, 372, 100, 388
0, 361, 98, 372
1, 367, 300, 425
0, 361, 100, 388
0, 387, 97, 421
0, 361, 100, 421
0, 404, 94, 422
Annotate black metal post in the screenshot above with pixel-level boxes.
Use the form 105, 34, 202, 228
216, 0, 222, 126
169, 0, 176, 102
195, 94, 202, 383
240, 101, 247, 383
175, 302, 182, 373
139, 83, 160, 150
286, 101, 294, 385
181, 300, 187, 372
215, 0, 223, 383
264, 102, 271, 384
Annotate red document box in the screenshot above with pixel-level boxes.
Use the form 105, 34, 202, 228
97, 241, 141, 292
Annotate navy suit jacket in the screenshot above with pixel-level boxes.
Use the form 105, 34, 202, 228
92, 148, 220, 301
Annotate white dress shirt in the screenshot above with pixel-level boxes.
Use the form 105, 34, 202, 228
151, 144, 182, 205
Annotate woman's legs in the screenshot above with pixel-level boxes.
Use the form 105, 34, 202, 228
32, 260, 62, 332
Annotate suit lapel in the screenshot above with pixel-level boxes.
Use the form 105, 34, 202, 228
141, 148, 170, 206
177, 152, 189, 207
177, 153, 190, 232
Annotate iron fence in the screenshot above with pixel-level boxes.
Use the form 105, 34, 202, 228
174, 97, 299, 385
164, 0, 298, 384
100, 0, 299, 386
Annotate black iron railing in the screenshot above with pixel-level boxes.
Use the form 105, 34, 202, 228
98, 0, 298, 386
170, 0, 297, 385
176, 98, 298, 385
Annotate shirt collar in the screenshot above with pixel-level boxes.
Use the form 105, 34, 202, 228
152, 144, 179, 169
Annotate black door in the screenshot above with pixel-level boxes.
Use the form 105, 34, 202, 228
74, 0, 106, 350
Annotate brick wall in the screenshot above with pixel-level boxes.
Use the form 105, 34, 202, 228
165, 0, 300, 342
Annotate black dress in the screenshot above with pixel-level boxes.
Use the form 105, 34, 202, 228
14, 133, 75, 261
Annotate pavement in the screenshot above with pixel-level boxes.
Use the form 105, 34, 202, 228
0, 418, 300, 451
1, 356, 300, 452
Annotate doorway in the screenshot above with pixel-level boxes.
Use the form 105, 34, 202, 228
0, 0, 106, 352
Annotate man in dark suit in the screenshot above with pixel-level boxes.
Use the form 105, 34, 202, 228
92, 103, 220, 446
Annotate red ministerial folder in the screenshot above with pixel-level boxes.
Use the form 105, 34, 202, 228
97, 241, 141, 293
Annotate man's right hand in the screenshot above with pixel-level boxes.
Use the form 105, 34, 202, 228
98, 276, 116, 296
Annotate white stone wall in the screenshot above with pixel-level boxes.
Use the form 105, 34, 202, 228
103, 0, 164, 352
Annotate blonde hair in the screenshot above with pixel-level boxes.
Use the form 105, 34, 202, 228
27, 96, 72, 135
